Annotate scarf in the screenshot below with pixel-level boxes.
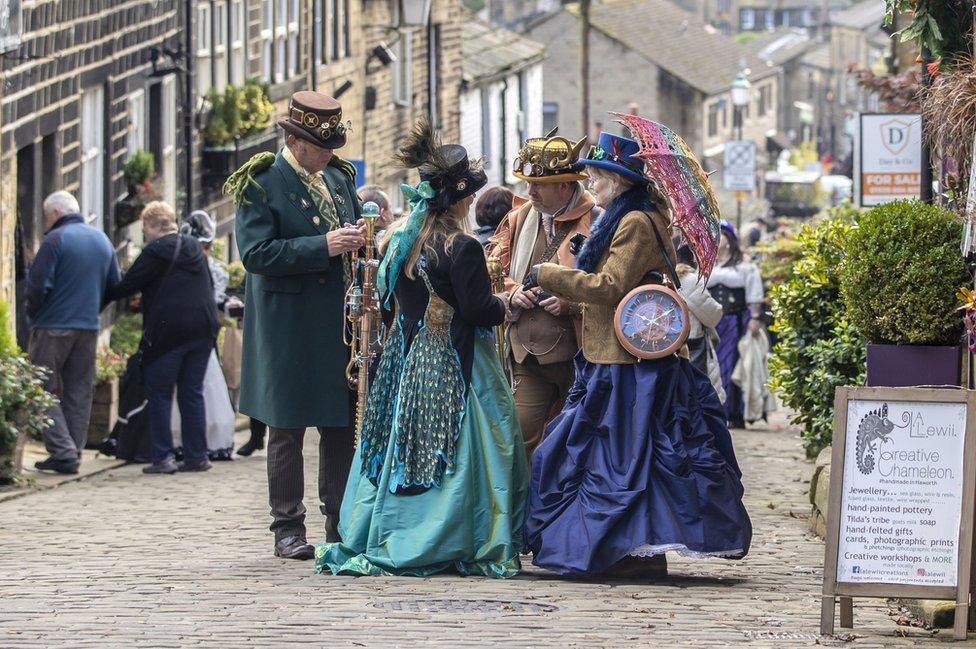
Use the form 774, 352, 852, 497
510, 186, 581, 283
575, 185, 652, 273
377, 181, 435, 308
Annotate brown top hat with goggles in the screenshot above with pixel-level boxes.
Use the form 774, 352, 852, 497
278, 90, 351, 149
512, 128, 588, 183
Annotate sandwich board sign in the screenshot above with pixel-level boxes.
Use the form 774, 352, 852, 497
821, 387, 976, 640
855, 113, 922, 207
723, 140, 756, 192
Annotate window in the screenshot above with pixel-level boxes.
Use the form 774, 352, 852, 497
275, 0, 287, 82
707, 103, 719, 138
80, 86, 105, 230
480, 88, 492, 160
721, 101, 728, 129
517, 70, 528, 144
161, 77, 177, 207
230, 0, 246, 85
391, 29, 412, 106
764, 8, 775, 30
196, 3, 213, 96
261, 0, 273, 81
214, 0, 229, 91
427, 23, 440, 127
758, 85, 769, 117
325, 0, 349, 61
739, 8, 754, 30
542, 102, 558, 136
127, 89, 147, 156
716, 0, 730, 12
288, 0, 299, 79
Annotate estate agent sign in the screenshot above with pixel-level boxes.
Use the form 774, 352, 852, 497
855, 113, 922, 207
822, 387, 976, 640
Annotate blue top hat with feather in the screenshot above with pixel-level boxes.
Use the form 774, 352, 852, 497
579, 132, 647, 185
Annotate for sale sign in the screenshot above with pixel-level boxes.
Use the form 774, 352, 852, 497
855, 113, 922, 207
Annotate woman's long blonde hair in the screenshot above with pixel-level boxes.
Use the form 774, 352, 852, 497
380, 199, 471, 279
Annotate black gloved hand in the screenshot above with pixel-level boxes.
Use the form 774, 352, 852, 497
522, 264, 542, 291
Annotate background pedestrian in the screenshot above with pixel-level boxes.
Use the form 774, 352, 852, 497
28, 191, 120, 474
104, 201, 219, 474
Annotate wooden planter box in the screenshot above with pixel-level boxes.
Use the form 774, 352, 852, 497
202, 130, 279, 184
865, 343, 963, 388
86, 379, 119, 449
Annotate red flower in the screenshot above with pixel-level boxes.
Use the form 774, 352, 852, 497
927, 61, 941, 78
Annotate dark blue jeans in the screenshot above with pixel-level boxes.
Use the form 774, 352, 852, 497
142, 339, 212, 464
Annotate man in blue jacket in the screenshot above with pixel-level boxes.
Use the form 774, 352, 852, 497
27, 191, 119, 474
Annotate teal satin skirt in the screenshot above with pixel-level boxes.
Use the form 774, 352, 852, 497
315, 333, 528, 578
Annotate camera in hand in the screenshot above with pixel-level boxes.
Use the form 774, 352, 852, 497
569, 233, 587, 256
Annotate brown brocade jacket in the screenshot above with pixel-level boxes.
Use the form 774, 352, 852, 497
538, 209, 674, 365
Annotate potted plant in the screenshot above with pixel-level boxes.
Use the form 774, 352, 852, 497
840, 199, 969, 387
202, 80, 278, 181
87, 346, 128, 449
0, 302, 56, 486
116, 150, 162, 229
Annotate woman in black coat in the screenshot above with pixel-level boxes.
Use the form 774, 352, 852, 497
105, 201, 219, 474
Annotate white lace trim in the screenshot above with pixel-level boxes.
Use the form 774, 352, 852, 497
627, 543, 745, 559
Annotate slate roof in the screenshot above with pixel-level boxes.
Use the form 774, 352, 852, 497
800, 41, 831, 70
830, 0, 884, 30
563, 0, 780, 95
742, 29, 812, 66
461, 20, 546, 84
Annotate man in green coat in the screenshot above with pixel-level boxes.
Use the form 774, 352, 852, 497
230, 91, 365, 560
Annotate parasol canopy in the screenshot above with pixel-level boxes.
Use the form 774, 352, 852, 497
611, 112, 721, 279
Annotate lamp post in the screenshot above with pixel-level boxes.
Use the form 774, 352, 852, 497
730, 71, 750, 231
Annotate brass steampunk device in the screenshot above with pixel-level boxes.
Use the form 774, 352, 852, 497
486, 255, 507, 366
344, 202, 384, 440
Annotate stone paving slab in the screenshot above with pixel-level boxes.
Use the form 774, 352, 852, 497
0, 422, 954, 647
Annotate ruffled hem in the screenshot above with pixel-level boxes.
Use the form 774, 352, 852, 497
626, 543, 746, 559
314, 542, 521, 579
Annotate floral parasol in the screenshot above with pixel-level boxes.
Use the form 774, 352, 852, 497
611, 112, 721, 279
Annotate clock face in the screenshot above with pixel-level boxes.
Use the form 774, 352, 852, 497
614, 285, 690, 359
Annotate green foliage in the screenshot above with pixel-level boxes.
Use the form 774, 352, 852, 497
122, 150, 156, 189
227, 261, 245, 290
841, 200, 968, 345
768, 205, 865, 456
885, 1, 973, 64
110, 312, 143, 358
0, 301, 18, 357
0, 355, 56, 485
205, 81, 275, 147
95, 346, 127, 384
788, 141, 818, 170
757, 236, 803, 286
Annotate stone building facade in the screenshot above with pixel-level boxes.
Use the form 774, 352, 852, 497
0, 0, 183, 343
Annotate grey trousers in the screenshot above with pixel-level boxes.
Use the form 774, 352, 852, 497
267, 410, 355, 542
28, 328, 99, 462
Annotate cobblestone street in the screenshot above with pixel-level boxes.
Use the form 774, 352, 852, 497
0, 422, 946, 647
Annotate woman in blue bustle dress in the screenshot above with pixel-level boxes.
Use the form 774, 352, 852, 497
522, 131, 752, 579
315, 120, 528, 578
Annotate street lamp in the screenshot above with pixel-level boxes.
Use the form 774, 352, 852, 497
730, 71, 750, 232
730, 72, 750, 141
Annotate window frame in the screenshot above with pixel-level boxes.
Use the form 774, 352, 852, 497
126, 88, 147, 157
196, 2, 213, 96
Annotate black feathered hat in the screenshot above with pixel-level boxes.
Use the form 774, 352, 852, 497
396, 119, 486, 212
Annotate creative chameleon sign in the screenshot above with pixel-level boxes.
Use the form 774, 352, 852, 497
822, 387, 976, 640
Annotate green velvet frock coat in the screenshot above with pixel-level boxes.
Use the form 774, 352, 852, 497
235, 151, 361, 429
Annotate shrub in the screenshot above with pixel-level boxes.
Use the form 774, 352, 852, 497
95, 346, 128, 384
205, 81, 275, 147
110, 312, 143, 358
227, 261, 245, 290
123, 150, 156, 190
768, 205, 866, 456
757, 236, 803, 286
841, 199, 968, 345
0, 301, 18, 357
0, 355, 55, 485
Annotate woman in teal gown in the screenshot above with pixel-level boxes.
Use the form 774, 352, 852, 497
315, 120, 528, 578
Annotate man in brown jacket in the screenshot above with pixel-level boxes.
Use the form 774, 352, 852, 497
488, 133, 599, 458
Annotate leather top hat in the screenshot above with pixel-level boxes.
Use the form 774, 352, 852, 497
512, 130, 588, 183
580, 132, 647, 185
278, 90, 350, 149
